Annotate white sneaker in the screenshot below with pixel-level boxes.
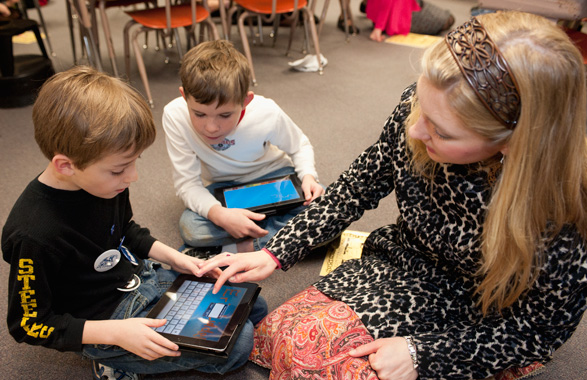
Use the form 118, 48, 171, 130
288, 54, 328, 72
92, 361, 142, 380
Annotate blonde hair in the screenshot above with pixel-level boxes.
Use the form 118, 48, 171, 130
406, 11, 587, 314
33, 66, 156, 170
179, 40, 250, 106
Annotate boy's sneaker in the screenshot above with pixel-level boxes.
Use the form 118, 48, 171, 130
181, 245, 222, 260
92, 361, 142, 380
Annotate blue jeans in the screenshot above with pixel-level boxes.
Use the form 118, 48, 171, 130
82, 260, 268, 375
179, 166, 306, 251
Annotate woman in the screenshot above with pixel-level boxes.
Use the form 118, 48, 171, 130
366, 0, 454, 42
198, 11, 587, 379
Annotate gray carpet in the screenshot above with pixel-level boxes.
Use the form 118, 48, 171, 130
1, 0, 585, 378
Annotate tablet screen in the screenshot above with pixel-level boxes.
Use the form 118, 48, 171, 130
222, 177, 301, 209
153, 279, 246, 342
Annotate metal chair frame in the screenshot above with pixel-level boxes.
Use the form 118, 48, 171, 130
226, 0, 323, 85
123, 0, 220, 107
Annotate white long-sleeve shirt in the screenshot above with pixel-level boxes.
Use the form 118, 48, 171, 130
162, 95, 319, 218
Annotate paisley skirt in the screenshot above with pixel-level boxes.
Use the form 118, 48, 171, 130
249, 286, 379, 380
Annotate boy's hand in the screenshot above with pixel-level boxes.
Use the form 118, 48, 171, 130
115, 318, 181, 360
148, 241, 221, 278
301, 175, 324, 205
170, 249, 221, 278
83, 318, 181, 361
208, 205, 268, 239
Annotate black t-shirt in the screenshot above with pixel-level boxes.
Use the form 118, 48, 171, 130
2, 177, 156, 352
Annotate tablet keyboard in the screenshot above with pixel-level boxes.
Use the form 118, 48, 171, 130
154, 280, 213, 334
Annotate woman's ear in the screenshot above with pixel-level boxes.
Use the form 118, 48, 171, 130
500, 145, 509, 156
52, 154, 75, 176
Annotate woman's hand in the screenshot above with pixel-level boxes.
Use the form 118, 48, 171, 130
349, 337, 418, 380
196, 250, 278, 293
169, 249, 222, 278
301, 175, 324, 205
207, 205, 268, 239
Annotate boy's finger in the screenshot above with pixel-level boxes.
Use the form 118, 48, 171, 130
196, 255, 233, 277
151, 333, 180, 353
246, 211, 267, 221
249, 227, 268, 238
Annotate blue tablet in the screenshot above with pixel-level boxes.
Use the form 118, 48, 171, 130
213, 174, 304, 215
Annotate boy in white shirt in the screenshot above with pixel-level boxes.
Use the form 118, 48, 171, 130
163, 40, 323, 254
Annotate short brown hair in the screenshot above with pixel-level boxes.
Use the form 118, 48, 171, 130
179, 40, 250, 106
33, 66, 156, 170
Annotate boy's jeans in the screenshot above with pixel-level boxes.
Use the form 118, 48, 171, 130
82, 260, 268, 375
179, 166, 306, 251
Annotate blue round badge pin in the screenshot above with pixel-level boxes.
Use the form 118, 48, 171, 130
94, 249, 121, 272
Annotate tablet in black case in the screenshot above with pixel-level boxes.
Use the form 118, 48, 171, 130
147, 275, 260, 357
213, 174, 304, 215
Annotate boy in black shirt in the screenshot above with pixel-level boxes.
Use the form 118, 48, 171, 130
2, 66, 266, 380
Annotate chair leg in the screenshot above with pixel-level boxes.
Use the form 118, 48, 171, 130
339, 0, 351, 42
205, 19, 220, 41
247, 16, 256, 45
31, 0, 55, 56
271, 14, 280, 47
317, 0, 330, 36
257, 15, 264, 45
131, 27, 155, 108
66, 0, 77, 64
31, 21, 49, 59
89, 6, 101, 52
302, 7, 323, 75
227, 5, 239, 40
82, 29, 103, 71
286, 12, 299, 55
173, 29, 183, 61
302, 12, 310, 54
123, 20, 137, 80
218, 0, 230, 39
237, 11, 257, 86
98, 1, 119, 76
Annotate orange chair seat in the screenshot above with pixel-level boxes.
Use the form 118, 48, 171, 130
126, 4, 210, 29
234, 0, 308, 15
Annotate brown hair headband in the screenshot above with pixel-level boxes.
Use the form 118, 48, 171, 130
445, 17, 521, 129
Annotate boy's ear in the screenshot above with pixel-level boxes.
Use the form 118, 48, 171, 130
243, 91, 254, 108
179, 86, 186, 100
52, 154, 76, 176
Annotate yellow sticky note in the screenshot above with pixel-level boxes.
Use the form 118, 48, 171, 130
385, 33, 441, 48
319, 230, 370, 276
13, 31, 45, 45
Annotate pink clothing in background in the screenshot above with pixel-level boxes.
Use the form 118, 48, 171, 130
366, 0, 421, 36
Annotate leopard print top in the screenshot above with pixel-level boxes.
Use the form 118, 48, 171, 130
265, 84, 587, 379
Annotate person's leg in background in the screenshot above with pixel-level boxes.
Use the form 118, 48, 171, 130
180, 166, 302, 253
